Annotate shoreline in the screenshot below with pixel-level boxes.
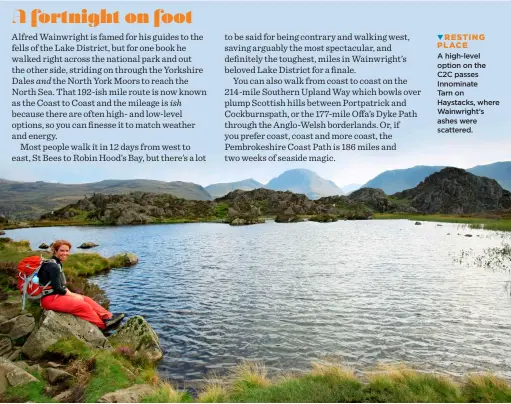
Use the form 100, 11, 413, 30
2, 213, 511, 232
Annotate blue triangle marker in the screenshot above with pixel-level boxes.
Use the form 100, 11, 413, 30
438, 34, 443, 40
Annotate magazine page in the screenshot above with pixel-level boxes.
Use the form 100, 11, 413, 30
1, 0, 510, 402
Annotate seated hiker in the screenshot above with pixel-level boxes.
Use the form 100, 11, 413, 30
38, 239, 124, 330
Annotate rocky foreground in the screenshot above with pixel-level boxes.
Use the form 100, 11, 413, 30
0, 238, 166, 402
0, 300, 163, 402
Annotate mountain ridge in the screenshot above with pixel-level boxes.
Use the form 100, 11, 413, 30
2, 162, 510, 220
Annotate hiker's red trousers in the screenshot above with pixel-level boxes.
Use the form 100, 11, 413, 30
41, 291, 112, 329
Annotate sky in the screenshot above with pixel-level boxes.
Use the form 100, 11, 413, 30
2, 1, 510, 189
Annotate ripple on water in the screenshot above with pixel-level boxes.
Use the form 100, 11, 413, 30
7, 221, 511, 383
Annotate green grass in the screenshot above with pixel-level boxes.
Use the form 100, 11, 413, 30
196, 362, 511, 403
45, 336, 159, 403
141, 382, 194, 403
4, 379, 56, 403
214, 202, 229, 219
373, 214, 511, 231
3, 367, 56, 403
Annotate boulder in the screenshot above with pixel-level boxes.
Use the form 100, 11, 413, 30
45, 368, 74, 384
0, 336, 12, 358
348, 187, 391, 213
0, 314, 35, 339
0, 297, 22, 322
109, 252, 139, 266
7, 349, 21, 361
0, 357, 38, 394
0, 231, 5, 235
38, 243, 50, 249
97, 383, 155, 403
21, 311, 111, 360
77, 242, 99, 249
53, 388, 75, 402
109, 316, 163, 363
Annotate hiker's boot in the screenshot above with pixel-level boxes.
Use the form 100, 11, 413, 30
104, 313, 125, 329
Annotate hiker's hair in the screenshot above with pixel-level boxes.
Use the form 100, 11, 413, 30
51, 240, 72, 253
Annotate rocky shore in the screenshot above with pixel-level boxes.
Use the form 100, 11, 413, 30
0, 237, 165, 402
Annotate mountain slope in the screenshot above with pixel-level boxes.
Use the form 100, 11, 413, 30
362, 166, 446, 194
265, 169, 344, 199
205, 179, 264, 198
467, 161, 511, 191
363, 162, 511, 194
0, 179, 212, 220
392, 167, 511, 214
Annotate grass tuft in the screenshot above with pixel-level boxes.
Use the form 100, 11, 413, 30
462, 373, 511, 402
140, 381, 193, 403
231, 361, 271, 392
198, 383, 229, 403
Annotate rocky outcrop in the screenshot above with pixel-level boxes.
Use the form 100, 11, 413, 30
393, 167, 511, 214
77, 242, 99, 249
21, 311, 111, 360
109, 252, 139, 266
109, 316, 163, 363
348, 188, 392, 213
0, 313, 35, 339
309, 214, 338, 223
275, 213, 303, 223
41, 192, 216, 225
97, 383, 155, 403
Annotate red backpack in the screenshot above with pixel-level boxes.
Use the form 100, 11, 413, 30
17, 255, 56, 310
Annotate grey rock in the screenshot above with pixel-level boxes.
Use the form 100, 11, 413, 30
0, 357, 38, 389
0, 336, 12, 357
21, 310, 111, 360
109, 252, 138, 266
109, 316, 163, 363
77, 242, 99, 249
97, 384, 155, 403
0, 314, 35, 339
348, 187, 391, 213
46, 361, 64, 368
45, 367, 74, 384
13, 361, 29, 371
53, 389, 75, 402
0, 298, 22, 321
7, 349, 21, 361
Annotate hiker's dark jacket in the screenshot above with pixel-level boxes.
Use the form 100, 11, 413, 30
38, 256, 67, 296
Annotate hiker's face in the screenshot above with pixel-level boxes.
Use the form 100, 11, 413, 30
55, 245, 70, 262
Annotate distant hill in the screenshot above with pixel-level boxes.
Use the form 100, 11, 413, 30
205, 179, 264, 199
467, 161, 511, 191
0, 179, 212, 220
265, 169, 344, 199
362, 162, 511, 194
362, 166, 446, 194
